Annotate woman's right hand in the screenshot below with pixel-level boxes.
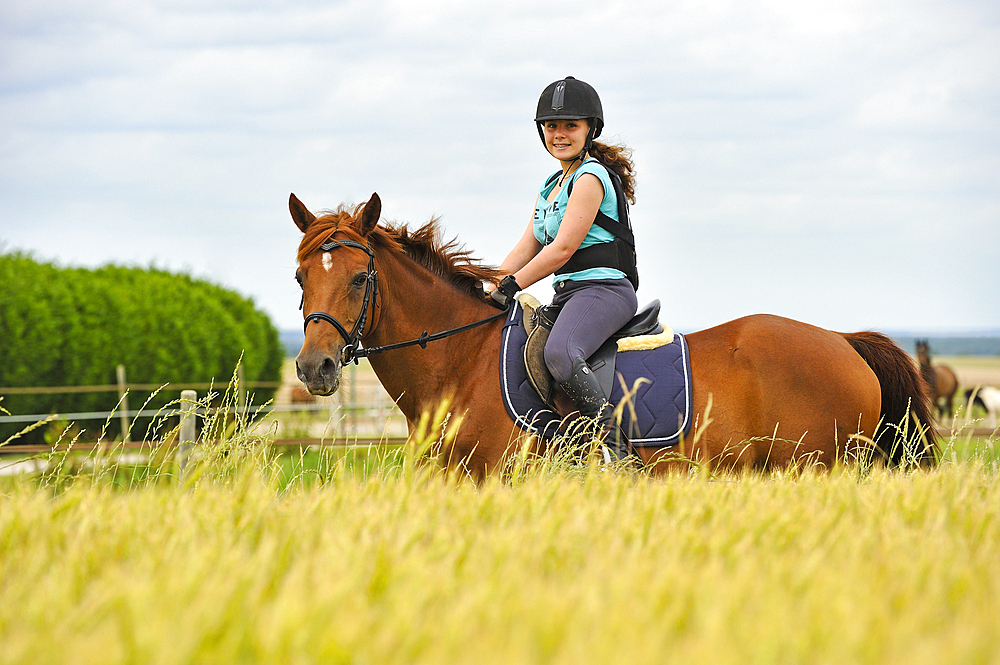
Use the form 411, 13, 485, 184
488, 275, 522, 308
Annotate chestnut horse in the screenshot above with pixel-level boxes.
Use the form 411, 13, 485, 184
291, 193, 937, 478
915, 339, 959, 420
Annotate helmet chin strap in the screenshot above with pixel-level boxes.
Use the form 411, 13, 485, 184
558, 151, 585, 186
557, 124, 596, 186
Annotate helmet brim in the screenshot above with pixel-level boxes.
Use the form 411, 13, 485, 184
534, 113, 592, 122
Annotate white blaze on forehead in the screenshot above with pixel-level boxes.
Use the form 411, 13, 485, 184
321, 252, 333, 272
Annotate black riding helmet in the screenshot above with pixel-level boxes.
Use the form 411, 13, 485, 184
534, 76, 604, 158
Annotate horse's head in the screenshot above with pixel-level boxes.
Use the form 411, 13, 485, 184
291, 192, 381, 396
915, 339, 930, 365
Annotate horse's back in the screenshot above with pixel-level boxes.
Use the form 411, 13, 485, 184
935, 365, 959, 396
679, 314, 881, 469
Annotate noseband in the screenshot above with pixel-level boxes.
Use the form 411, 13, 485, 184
302, 238, 378, 365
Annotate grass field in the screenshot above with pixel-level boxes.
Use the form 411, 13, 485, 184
2, 358, 999, 665
1, 413, 999, 665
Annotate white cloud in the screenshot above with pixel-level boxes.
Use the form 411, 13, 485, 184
1, 0, 997, 333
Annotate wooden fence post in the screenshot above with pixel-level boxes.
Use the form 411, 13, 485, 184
179, 389, 197, 476
116, 364, 130, 444
237, 364, 246, 418
348, 362, 357, 434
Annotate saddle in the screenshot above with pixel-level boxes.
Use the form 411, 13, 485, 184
500, 298, 693, 446
518, 293, 674, 407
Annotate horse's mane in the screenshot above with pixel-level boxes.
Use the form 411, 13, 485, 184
298, 203, 502, 302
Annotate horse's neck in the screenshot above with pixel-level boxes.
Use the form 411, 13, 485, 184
921, 363, 936, 388
362, 252, 497, 420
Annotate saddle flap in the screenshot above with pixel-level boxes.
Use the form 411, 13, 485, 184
524, 324, 554, 406
524, 324, 618, 407
587, 337, 619, 398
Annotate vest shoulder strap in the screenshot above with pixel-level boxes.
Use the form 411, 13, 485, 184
565, 161, 634, 247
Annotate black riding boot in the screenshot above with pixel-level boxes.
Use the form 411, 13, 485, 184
558, 357, 633, 462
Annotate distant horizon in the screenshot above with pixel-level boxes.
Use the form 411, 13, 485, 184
278, 327, 1000, 359
881, 329, 1000, 338
279, 325, 1000, 338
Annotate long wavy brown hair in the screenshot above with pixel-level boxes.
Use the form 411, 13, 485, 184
589, 140, 636, 204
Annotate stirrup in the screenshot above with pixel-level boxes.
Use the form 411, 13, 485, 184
602, 423, 639, 465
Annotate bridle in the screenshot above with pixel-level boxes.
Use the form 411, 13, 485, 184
302, 236, 509, 366
302, 238, 379, 366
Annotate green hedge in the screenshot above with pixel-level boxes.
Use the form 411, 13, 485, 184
0, 252, 284, 444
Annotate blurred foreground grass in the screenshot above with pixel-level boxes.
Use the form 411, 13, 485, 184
1, 393, 998, 665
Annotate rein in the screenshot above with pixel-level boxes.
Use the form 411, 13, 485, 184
354, 308, 508, 361
303, 237, 509, 365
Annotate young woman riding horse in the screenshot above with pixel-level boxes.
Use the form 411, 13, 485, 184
486, 76, 639, 460
291, 197, 938, 480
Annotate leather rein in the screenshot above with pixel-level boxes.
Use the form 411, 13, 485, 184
302, 237, 508, 365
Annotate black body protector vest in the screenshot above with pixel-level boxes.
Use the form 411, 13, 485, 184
547, 161, 640, 291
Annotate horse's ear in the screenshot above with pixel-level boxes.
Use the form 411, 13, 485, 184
289, 193, 316, 233
358, 192, 381, 237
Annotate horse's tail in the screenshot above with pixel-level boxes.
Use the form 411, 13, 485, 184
841, 331, 938, 467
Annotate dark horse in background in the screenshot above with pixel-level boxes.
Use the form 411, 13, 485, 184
915, 339, 958, 420
291, 193, 937, 478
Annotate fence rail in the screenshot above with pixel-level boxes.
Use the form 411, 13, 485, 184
0, 382, 282, 395
0, 400, 393, 425
0, 364, 290, 444
1, 363, 407, 444
1, 437, 410, 455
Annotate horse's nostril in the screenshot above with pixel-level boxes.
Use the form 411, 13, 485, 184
321, 356, 338, 376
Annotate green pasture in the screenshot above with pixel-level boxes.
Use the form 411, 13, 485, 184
1, 398, 998, 665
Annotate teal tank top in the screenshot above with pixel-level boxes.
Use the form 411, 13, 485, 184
532, 159, 626, 284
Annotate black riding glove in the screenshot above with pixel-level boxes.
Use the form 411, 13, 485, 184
490, 275, 522, 308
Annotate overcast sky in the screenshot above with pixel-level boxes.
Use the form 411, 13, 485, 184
2, 0, 998, 336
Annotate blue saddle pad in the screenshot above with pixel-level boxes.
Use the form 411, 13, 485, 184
499, 301, 694, 447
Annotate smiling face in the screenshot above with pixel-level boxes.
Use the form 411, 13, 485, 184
542, 118, 590, 163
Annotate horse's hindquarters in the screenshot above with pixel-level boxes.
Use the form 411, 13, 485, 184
681, 315, 882, 471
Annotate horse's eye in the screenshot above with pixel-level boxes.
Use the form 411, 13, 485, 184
294, 272, 303, 287
351, 273, 367, 288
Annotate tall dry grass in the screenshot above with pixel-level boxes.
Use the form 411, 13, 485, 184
0, 392, 998, 665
